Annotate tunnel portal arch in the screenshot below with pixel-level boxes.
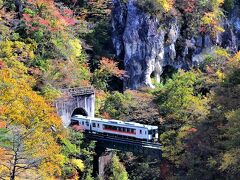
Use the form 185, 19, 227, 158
55, 87, 95, 127
71, 107, 88, 117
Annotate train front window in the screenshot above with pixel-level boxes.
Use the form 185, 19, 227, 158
92, 123, 96, 127
86, 122, 89, 126
148, 130, 153, 135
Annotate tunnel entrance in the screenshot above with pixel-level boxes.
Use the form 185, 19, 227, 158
71, 108, 88, 117
70, 108, 88, 126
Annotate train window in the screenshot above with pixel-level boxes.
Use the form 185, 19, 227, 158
92, 123, 96, 127
140, 130, 142, 134
145, 131, 146, 134
131, 129, 134, 133
97, 123, 100, 128
123, 127, 126, 132
82, 121, 84, 125
86, 122, 89, 126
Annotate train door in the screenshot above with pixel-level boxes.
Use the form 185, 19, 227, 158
152, 129, 158, 142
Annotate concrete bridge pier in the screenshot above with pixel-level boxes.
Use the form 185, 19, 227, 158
93, 143, 113, 178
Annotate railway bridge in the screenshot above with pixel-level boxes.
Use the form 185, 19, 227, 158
55, 86, 161, 155
55, 87, 161, 176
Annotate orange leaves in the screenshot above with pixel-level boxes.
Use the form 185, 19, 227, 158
0, 120, 6, 128
102, 112, 111, 119
99, 57, 125, 78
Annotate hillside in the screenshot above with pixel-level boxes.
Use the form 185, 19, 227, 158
0, 0, 240, 179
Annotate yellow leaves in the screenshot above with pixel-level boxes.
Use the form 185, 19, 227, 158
215, 48, 230, 58
0, 59, 65, 178
0, 40, 13, 58
201, 12, 224, 34
201, 0, 224, 35
69, 38, 82, 59
157, 0, 174, 12
216, 70, 225, 80
220, 150, 239, 171
212, 0, 224, 8
0, 40, 36, 60
71, 159, 85, 171
230, 51, 240, 62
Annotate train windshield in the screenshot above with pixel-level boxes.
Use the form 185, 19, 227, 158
148, 129, 157, 135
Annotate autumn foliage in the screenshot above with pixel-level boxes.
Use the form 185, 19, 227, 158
23, 0, 75, 33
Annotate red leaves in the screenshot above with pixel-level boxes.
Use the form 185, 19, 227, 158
38, 18, 50, 26
0, 60, 4, 69
186, 127, 197, 133
66, 18, 76, 26
23, 0, 76, 33
23, 13, 32, 22
64, 9, 73, 16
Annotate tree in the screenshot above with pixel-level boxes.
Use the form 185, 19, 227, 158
61, 129, 95, 179
153, 70, 209, 170
220, 109, 240, 177
100, 91, 132, 119
92, 57, 124, 90
0, 65, 65, 179
173, 51, 240, 179
110, 154, 128, 180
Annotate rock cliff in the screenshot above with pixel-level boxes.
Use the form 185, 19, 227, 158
112, 0, 240, 89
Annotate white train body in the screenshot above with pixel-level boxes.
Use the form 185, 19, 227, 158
71, 115, 159, 141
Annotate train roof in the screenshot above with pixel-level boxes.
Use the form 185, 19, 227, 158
71, 115, 158, 130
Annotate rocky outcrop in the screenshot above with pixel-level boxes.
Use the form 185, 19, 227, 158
112, 0, 240, 89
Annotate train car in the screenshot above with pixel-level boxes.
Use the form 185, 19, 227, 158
71, 115, 158, 142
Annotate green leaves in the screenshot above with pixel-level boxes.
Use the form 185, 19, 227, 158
100, 91, 132, 119
111, 154, 129, 180
155, 70, 209, 123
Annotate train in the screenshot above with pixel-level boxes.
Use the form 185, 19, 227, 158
71, 115, 159, 142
